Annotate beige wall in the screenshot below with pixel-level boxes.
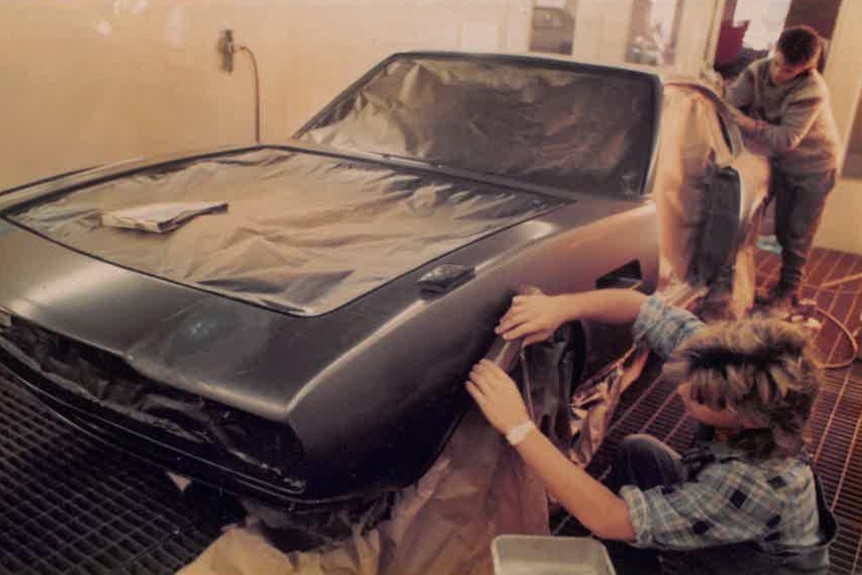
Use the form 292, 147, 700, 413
0, 0, 532, 190
571, 0, 634, 64
816, 0, 862, 254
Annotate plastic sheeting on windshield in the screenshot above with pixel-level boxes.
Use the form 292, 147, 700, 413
9, 148, 563, 316
297, 54, 658, 198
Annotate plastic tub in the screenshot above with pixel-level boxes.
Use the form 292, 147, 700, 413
491, 535, 617, 575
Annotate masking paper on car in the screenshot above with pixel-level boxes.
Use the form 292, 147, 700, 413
178, 411, 549, 575
175, 331, 582, 575
298, 54, 658, 198
652, 85, 768, 317
9, 148, 563, 316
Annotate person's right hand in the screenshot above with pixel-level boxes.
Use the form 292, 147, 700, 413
495, 294, 567, 345
465, 359, 531, 435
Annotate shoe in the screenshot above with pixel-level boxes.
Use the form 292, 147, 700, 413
755, 283, 800, 316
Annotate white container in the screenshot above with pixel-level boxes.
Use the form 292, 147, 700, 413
491, 535, 617, 575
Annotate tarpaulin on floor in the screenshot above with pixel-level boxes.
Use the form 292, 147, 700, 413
178, 409, 549, 575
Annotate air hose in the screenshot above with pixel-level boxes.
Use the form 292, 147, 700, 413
793, 300, 860, 370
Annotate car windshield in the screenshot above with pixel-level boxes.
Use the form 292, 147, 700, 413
297, 54, 659, 197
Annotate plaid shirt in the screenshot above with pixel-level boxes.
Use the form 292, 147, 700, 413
631, 293, 705, 361
621, 295, 826, 553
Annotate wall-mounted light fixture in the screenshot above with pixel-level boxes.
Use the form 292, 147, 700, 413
217, 29, 261, 144
217, 29, 235, 73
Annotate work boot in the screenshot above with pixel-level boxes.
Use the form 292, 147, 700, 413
755, 282, 800, 316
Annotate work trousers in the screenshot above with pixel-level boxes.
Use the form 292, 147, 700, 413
603, 434, 834, 575
603, 435, 682, 575
769, 167, 836, 292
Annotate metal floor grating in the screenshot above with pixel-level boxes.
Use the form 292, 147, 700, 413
565, 247, 862, 575
0, 379, 220, 575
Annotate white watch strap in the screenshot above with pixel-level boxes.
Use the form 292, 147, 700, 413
505, 421, 536, 446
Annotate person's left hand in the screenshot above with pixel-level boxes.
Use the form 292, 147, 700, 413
727, 106, 758, 133
466, 359, 531, 435
495, 294, 565, 345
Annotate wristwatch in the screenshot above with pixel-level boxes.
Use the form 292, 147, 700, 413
505, 421, 536, 446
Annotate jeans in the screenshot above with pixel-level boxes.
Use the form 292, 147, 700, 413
604, 434, 834, 575
604, 435, 682, 575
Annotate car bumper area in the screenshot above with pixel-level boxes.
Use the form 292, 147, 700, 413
0, 315, 317, 507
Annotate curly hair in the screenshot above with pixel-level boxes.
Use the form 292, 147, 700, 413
663, 319, 821, 459
777, 25, 822, 67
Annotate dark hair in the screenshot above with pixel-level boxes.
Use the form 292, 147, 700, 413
663, 319, 821, 459
777, 25, 822, 66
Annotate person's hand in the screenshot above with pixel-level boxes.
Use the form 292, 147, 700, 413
465, 359, 531, 434
727, 106, 758, 133
495, 294, 566, 345
698, 65, 725, 92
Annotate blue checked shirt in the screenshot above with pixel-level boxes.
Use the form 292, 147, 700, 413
621, 295, 826, 553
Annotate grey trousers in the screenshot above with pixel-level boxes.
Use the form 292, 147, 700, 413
769, 167, 837, 291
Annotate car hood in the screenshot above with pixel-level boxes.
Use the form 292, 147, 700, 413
6, 146, 564, 317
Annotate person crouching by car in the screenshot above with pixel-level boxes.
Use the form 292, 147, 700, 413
466, 289, 836, 575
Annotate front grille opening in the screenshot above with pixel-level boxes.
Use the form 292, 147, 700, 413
0, 316, 303, 476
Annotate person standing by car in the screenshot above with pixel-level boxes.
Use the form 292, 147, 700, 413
466, 289, 836, 575
724, 25, 840, 311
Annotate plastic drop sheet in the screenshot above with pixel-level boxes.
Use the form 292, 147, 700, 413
178, 409, 550, 575
298, 55, 657, 197
9, 148, 562, 316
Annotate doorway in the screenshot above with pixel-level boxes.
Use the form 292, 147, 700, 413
713, 0, 843, 79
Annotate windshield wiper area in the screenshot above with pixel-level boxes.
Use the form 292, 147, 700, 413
376, 152, 444, 169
